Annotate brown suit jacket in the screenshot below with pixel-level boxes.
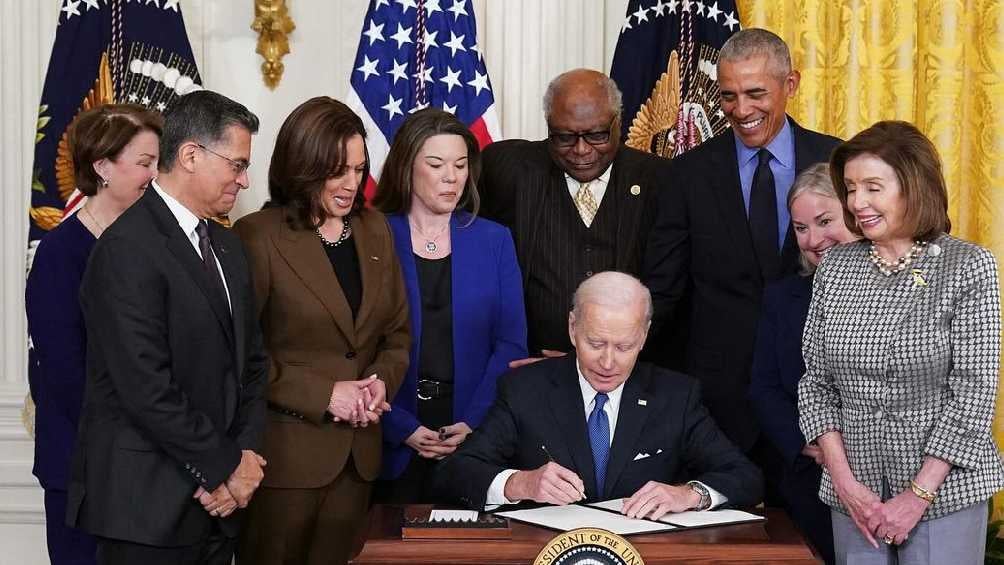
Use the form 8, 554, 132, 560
233, 206, 410, 488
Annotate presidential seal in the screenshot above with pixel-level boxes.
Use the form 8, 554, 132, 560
533, 528, 645, 565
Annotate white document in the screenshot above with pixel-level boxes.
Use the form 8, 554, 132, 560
495, 504, 675, 535
429, 510, 480, 522
588, 499, 764, 528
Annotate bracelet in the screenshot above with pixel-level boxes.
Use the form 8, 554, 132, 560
909, 480, 937, 503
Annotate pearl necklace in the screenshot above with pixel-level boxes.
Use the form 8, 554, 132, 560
869, 240, 926, 276
316, 218, 352, 248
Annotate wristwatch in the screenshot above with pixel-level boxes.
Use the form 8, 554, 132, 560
687, 481, 712, 511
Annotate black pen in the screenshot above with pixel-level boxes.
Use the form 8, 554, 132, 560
540, 444, 586, 500
540, 444, 554, 462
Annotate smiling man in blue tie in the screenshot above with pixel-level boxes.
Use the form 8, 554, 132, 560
436, 272, 761, 520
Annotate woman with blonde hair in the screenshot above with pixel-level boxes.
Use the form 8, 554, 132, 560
750, 162, 857, 564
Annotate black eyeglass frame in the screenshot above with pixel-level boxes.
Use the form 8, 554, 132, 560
547, 117, 618, 148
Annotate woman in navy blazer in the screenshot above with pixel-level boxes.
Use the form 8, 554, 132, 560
373, 108, 527, 502
749, 163, 857, 565
25, 104, 162, 565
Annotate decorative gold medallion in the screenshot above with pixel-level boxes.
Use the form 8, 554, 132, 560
533, 528, 645, 565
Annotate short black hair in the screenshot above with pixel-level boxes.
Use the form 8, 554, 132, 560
159, 90, 259, 172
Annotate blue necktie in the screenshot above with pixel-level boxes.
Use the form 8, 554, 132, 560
588, 392, 610, 497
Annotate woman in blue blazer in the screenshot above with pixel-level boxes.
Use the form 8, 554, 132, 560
749, 163, 857, 565
373, 108, 527, 502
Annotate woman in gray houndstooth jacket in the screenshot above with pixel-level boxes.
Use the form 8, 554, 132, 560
798, 120, 1004, 565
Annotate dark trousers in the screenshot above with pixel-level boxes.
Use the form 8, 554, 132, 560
237, 458, 372, 565
373, 455, 447, 505
45, 489, 98, 565
95, 525, 234, 565
752, 440, 834, 565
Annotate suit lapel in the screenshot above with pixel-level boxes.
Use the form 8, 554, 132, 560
606, 150, 647, 270
603, 366, 651, 499
146, 190, 235, 346
547, 357, 598, 497
210, 222, 245, 374
352, 214, 385, 333
274, 219, 356, 346
709, 133, 758, 270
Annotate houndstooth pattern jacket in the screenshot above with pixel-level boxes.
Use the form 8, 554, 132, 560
798, 234, 1004, 520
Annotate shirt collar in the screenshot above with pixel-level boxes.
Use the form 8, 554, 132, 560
564, 164, 613, 187
575, 359, 626, 409
152, 179, 201, 237
734, 116, 795, 169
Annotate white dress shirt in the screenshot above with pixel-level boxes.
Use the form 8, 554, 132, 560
485, 361, 727, 509
152, 180, 231, 312
564, 165, 612, 206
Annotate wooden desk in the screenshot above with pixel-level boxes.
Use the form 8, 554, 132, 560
351, 505, 822, 564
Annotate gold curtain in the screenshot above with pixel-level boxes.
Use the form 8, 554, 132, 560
736, 0, 1004, 518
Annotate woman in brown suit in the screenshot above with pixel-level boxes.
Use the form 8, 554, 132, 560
233, 97, 410, 565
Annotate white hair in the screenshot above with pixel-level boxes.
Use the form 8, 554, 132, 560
571, 271, 653, 322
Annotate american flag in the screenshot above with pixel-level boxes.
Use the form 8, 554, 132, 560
347, 0, 500, 196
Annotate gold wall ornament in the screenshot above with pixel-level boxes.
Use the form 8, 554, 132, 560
252, 0, 295, 90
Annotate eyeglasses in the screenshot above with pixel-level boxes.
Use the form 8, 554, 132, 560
548, 118, 616, 148
196, 143, 250, 175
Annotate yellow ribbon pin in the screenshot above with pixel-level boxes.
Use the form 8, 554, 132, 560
911, 269, 927, 287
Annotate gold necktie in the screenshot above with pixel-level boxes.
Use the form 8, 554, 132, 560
574, 181, 598, 227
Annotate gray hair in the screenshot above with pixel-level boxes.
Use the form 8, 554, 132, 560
542, 69, 623, 122
788, 162, 839, 276
571, 271, 653, 323
159, 90, 260, 172
718, 28, 792, 78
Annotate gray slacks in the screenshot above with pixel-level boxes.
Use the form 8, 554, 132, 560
831, 501, 987, 565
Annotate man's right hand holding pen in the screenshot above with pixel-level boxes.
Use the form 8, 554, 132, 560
503, 445, 586, 505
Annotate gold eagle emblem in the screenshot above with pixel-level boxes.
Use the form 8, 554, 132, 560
626, 50, 682, 158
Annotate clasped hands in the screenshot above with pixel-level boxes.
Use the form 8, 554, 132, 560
328, 374, 391, 427
193, 449, 267, 518
503, 462, 700, 520
405, 422, 472, 459
834, 475, 929, 548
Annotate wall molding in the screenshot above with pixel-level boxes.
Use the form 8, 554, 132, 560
0, 385, 43, 527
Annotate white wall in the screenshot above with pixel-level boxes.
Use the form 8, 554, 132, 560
0, 0, 627, 562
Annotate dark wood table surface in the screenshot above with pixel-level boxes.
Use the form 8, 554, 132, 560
351, 505, 823, 564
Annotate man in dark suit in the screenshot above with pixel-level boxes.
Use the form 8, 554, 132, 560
643, 29, 841, 455
480, 69, 672, 357
70, 91, 268, 565
437, 272, 761, 518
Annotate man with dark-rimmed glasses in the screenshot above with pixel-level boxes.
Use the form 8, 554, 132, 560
478, 68, 673, 363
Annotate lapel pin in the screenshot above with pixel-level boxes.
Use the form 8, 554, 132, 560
911, 269, 928, 287
927, 244, 942, 257
371, 255, 380, 262
637, 399, 647, 406
630, 184, 641, 196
